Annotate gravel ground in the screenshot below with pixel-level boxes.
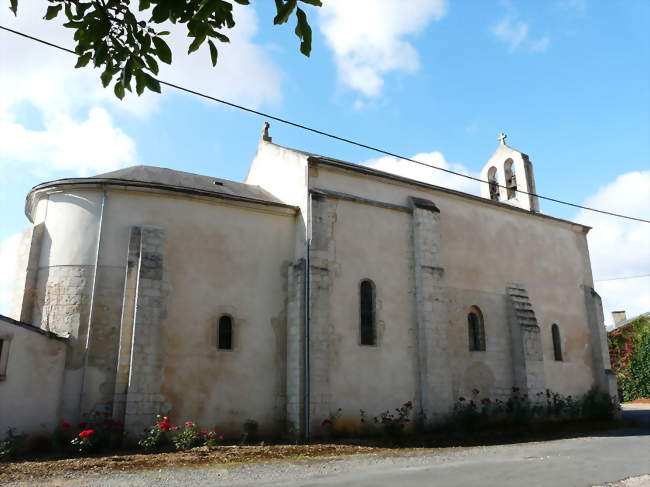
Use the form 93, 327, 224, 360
4, 405, 649, 487
5, 431, 650, 487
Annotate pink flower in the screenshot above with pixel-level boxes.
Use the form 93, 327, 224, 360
61, 422, 71, 429
481, 398, 491, 405
78, 429, 95, 438
322, 419, 332, 426
403, 401, 413, 409
185, 421, 195, 428
458, 397, 466, 402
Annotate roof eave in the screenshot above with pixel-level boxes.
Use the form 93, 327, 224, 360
308, 155, 591, 232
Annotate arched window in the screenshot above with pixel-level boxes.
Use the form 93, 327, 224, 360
487, 166, 499, 201
217, 315, 233, 350
468, 307, 486, 351
360, 279, 376, 346
504, 159, 517, 199
551, 324, 562, 361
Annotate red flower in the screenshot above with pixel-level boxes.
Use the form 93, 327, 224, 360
78, 422, 88, 428
156, 416, 174, 432
185, 421, 195, 428
481, 398, 491, 405
78, 429, 95, 438
322, 419, 332, 426
61, 422, 71, 429
512, 387, 520, 393
403, 401, 413, 409
219, 435, 224, 441
198, 430, 208, 435
458, 397, 466, 402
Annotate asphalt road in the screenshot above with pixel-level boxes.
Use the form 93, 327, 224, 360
9, 405, 650, 487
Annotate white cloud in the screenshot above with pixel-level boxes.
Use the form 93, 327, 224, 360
0, 3, 281, 177
575, 171, 650, 326
0, 233, 21, 317
156, 6, 281, 109
491, 15, 549, 53
530, 36, 550, 53
319, 0, 448, 97
0, 107, 136, 176
364, 151, 479, 195
491, 16, 529, 52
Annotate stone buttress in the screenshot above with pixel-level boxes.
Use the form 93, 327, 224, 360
409, 197, 454, 421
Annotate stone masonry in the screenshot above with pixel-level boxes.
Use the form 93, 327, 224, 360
308, 194, 336, 435
506, 282, 546, 396
409, 197, 454, 421
285, 259, 306, 438
118, 226, 169, 435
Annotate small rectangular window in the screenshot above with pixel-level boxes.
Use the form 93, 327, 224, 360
0, 339, 7, 379
218, 315, 233, 350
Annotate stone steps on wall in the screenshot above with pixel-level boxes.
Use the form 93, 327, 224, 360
506, 282, 539, 328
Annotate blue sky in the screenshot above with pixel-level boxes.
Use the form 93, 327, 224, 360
0, 0, 648, 324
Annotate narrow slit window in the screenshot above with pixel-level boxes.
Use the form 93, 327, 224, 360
468, 307, 486, 351
552, 324, 563, 361
218, 315, 233, 350
360, 279, 376, 346
0, 338, 8, 378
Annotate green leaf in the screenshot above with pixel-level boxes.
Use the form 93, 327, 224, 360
213, 31, 230, 43
135, 70, 146, 96
139, 0, 151, 10
188, 34, 206, 55
9, 0, 18, 15
274, 0, 297, 25
101, 65, 120, 88
114, 81, 125, 100
145, 54, 159, 75
152, 36, 172, 64
299, 0, 322, 5
63, 20, 84, 28
75, 52, 93, 68
142, 72, 161, 93
294, 7, 312, 57
43, 4, 62, 20
208, 39, 218, 66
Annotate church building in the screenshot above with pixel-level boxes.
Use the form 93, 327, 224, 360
0, 127, 616, 439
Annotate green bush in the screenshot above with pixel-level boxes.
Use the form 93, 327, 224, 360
172, 422, 202, 451
0, 428, 28, 461
609, 315, 650, 402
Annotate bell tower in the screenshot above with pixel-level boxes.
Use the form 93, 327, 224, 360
480, 133, 539, 212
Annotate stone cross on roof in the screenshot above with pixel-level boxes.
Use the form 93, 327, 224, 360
498, 132, 507, 145
262, 121, 272, 142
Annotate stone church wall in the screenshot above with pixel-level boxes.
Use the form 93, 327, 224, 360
98, 190, 297, 436
308, 162, 606, 412
20, 185, 297, 437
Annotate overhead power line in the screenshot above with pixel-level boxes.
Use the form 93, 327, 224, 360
595, 274, 650, 282
1, 25, 648, 224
